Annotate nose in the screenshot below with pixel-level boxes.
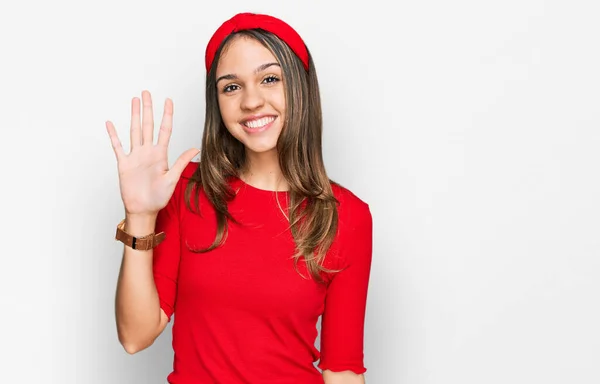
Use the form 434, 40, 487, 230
240, 84, 265, 111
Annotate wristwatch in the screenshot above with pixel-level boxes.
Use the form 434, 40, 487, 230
115, 219, 166, 250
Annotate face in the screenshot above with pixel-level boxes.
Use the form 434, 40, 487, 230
216, 36, 286, 155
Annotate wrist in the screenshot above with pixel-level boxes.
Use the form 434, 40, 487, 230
124, 213, 158, 237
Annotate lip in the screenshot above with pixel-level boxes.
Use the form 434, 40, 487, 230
240, 114, 277, 134
240, 114, 277, 124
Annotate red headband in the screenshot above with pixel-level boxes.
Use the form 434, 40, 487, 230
205, 12, 309, 72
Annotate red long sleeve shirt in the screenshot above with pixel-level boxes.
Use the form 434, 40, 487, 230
153, 162, 373, 383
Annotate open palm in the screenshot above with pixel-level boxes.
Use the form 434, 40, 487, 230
106, 90, 199, 217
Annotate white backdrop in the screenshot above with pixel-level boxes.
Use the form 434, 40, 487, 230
1, 0, 599, 383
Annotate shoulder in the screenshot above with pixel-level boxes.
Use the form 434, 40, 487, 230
172, 161, 201, 194
167, 161, 201, 207
323, 181, 372, 272
181, 161, 200, 180
331, 181, 371, 226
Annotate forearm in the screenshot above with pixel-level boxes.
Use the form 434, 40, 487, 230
114, 214, 162, 353
323, 370, 365, 384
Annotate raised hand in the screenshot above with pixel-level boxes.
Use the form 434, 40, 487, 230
106, 90, 199, 218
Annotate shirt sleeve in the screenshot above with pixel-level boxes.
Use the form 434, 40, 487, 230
152, 176, 185, 322
318, 199, 373, 374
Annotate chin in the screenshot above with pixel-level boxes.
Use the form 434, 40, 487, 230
243, 140, 279, 154
235, 123, 283, 155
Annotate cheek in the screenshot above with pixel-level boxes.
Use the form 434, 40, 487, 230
273, 90, 286, 115
216, 101, 239, 138
217, 97, 236, 123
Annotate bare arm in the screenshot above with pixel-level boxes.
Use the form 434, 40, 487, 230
106, 91, 199, 354
323, 370, 365, 384
115, 213, 169, 354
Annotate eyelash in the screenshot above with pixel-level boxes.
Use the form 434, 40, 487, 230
222, 75, 281, 93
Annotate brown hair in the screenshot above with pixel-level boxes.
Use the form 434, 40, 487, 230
184, 29, 339, 283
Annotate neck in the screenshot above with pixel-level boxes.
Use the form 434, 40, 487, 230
241, 149, 289, 192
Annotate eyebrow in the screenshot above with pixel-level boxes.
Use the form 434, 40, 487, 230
216, 62, 280, 85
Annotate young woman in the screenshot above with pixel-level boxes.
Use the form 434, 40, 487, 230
106, 12, 373, 384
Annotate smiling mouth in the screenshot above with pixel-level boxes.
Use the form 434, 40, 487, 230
243, 116, 276, 129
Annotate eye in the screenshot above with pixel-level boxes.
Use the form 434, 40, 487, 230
222, 84, 240, 93
262, 75, 280, 84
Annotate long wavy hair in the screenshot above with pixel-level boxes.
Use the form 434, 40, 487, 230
184, 29, 339, 283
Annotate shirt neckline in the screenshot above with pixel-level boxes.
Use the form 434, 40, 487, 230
232, 176, 291, 195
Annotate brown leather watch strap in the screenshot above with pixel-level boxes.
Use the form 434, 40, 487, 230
115, 219, 166, 251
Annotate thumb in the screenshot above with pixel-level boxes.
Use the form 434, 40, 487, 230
169, 148, 201, 181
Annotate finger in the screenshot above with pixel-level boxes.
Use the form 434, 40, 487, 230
168, 148, 201, 183
130, 97, 141, 151
141, 90, 154, 145
157, 98, 173, 148
106, 121, 126, 161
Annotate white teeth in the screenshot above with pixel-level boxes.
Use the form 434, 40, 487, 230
244, 116, 275, 129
